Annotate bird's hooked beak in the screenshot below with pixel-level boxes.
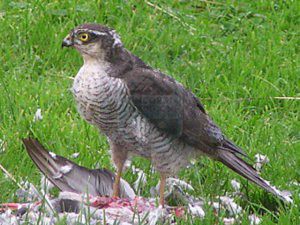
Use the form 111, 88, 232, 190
62, 34, 73, 48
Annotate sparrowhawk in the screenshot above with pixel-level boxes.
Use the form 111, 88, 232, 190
62, 23, 285, 205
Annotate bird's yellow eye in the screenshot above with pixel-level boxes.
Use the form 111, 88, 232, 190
78, 33, 89, 42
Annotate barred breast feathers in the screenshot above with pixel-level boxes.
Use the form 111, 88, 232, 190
72, 60, 126, 126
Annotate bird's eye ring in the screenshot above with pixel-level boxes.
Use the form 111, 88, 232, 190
79, 33, 89, 42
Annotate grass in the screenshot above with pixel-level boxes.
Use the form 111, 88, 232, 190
0, 0, 299, 224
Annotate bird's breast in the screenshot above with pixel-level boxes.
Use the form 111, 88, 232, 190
72, 64, 133, 133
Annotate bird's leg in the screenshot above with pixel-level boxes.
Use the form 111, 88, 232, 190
159, 173, 166, 207
111, 142, 128, 198
112, 162, 123, 197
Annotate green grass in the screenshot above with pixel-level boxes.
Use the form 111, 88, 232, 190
0, 0, 299, 224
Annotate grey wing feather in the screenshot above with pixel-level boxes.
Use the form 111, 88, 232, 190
22, 138, 135, 198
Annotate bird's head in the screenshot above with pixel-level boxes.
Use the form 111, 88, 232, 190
62, 23, 123, 62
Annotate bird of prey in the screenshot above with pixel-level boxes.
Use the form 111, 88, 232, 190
61, 23, 286, 205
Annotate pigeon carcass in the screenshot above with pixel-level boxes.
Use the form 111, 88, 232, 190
22, 138, 135, 199
0, 139, 191, 224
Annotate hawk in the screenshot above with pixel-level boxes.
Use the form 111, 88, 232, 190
62, 24, 283, 205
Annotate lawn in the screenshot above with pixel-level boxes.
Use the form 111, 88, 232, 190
0, 0, 299, 224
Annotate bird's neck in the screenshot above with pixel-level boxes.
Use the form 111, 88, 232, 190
82, 54, 110, 70
81, 47, 134, 77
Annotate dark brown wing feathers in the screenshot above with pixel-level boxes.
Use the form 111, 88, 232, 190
121, 67, 290, 200
123, 68, 224, 152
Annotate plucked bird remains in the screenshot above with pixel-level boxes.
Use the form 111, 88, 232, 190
62, 23, 291, 205
23, 138, 135, 199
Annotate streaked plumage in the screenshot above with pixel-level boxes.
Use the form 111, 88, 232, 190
62, 23, 289, 203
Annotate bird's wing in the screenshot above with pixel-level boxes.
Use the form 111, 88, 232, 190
122, 68, 230, 154
22, 138, 135, 199
121, 68, 294, 202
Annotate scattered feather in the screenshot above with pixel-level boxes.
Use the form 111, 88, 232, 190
148, 206, 165, 225
71, 152, 80, 159
248, 214, 261, 225
223, 217, 235, 225
0, 209, 18, 225
49, 152, 57, 159
219, 196, 242, 216
289, 181, 300, 187
120, 179, 136, 200
188, 204, 205, 218
151, 178, 200, 206
262, 179, 293, 203
254, 154, 269, 171
33, 108, 43, 122
165, 178, 194, 192
133, 169, 147, 192
230, 179, 241, 192
211, 201, 221, 211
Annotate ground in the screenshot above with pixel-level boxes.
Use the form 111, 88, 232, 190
0, 0, 299, 224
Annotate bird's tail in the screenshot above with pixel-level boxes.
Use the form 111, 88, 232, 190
217, 139, 292, 203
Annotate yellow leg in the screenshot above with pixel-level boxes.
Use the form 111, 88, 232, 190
113, 165, 123, 197
111, 143, 127, 198
159, 173, 166, 207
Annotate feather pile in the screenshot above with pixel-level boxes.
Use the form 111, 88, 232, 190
0, 139, 292, 224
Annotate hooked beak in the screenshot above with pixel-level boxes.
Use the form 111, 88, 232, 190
62, 34, 73, 48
